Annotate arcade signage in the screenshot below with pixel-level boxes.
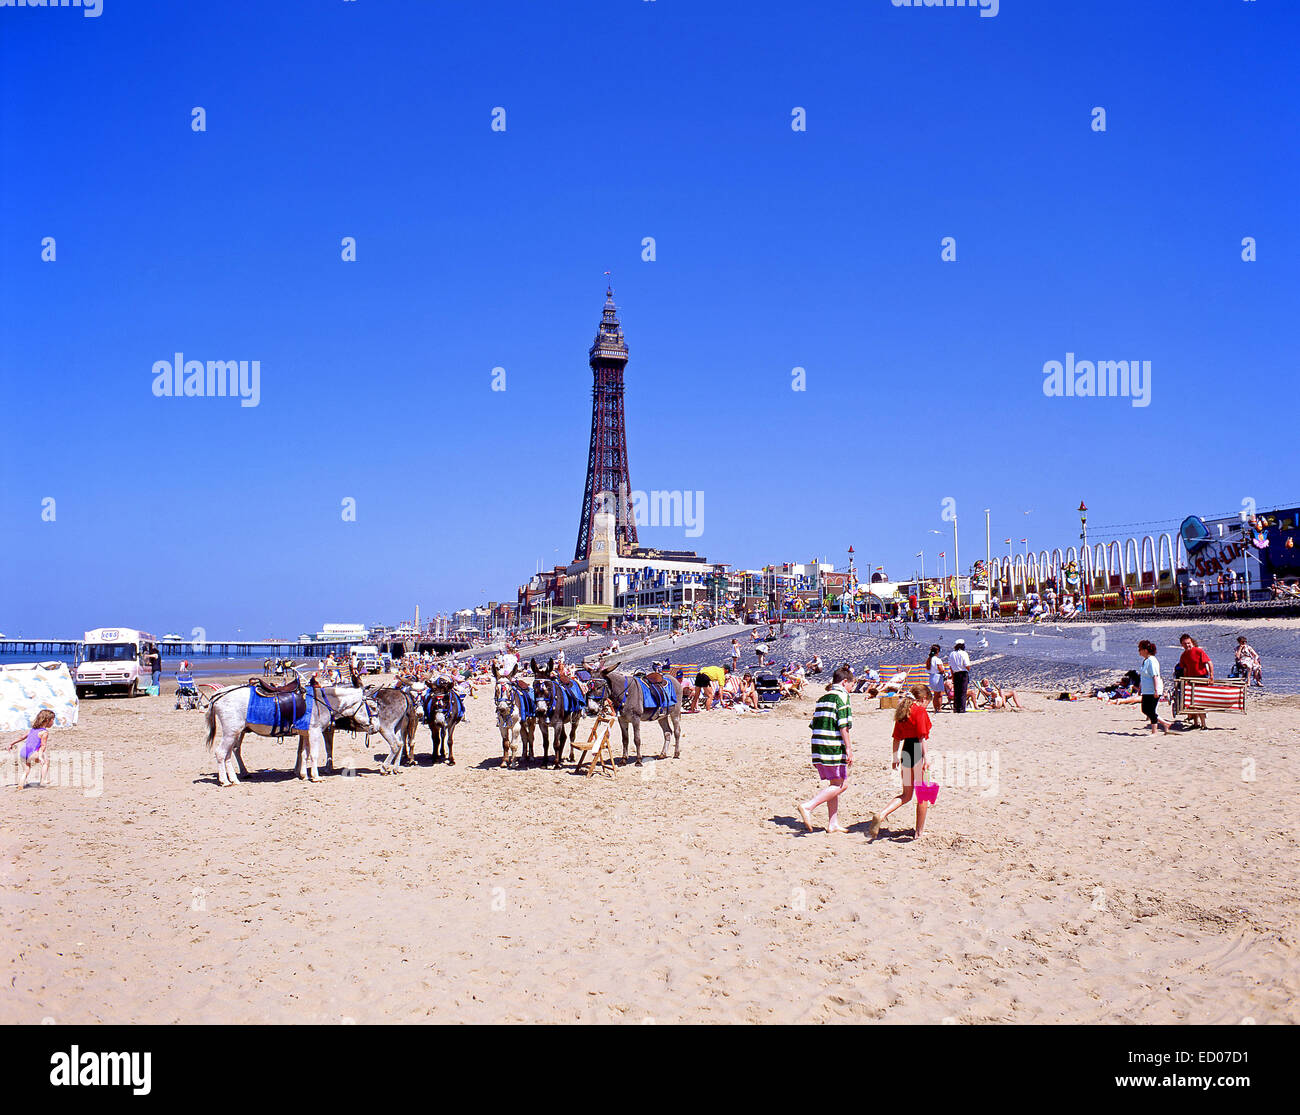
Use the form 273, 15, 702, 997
1188, 536, 1250, 579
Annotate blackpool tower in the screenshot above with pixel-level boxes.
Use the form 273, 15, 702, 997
573, 287, 638, 562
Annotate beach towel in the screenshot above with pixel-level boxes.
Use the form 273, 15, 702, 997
246, 685, 312, 735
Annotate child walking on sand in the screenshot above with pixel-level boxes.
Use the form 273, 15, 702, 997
797, 665, 855, 834
8, 708, 54, 789
869, 685, 932, 840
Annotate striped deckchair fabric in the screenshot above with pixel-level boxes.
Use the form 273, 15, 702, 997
1176, 677, 1247, 715
879, 664, 930, 688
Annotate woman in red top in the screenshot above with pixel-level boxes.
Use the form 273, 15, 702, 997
869, 685, 933, 841
1177, 633, 1213, 730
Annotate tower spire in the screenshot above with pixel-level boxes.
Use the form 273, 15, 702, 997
574, 285, 637, 562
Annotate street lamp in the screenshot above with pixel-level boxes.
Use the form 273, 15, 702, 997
952, 511, 962, 618
984, 509, 991, 617
1078, 501, 1089, 614
928, 530, 943, 583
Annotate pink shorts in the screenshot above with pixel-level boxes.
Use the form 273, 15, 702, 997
814, 764, 847, 781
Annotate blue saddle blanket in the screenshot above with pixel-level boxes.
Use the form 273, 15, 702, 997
517, 687, 536, 719
637, 677, 677, 712
558, 680, 585, 716
246, 686, 312, 734
422, 689, 465, 722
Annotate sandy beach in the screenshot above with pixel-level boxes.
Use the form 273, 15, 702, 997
3, 670, 1296, 1025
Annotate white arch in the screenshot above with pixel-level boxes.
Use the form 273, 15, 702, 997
1106, 541, 1122, 584
1159, 533, 1176, 579
1140, 535, 1156, 583
1123, 537, 1139, 584
1000, 556, 1013, 593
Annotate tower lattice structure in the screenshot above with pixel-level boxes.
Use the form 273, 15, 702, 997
574, 287, 638, 562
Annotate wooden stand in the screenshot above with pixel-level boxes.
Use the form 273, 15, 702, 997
574, 698, 617, 778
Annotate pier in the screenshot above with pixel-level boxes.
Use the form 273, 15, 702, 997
2, 637, 360, 660
1, 636, 473, 660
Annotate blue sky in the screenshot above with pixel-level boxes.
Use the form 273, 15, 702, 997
2, 0, 1297, 636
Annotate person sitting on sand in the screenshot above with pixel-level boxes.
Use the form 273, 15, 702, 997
977, 677, 1003, 708
869, 685, 932, 841
1092, 669, 1141, 701
779, 665, 806, 699
804, 655, 824, 676
8, 708, 54, 789
850, 667, 879, 695
738, 673, 761, 711
1234, 636, 1263, 686
978, 678, 1022, 711
797, 665, 855, 835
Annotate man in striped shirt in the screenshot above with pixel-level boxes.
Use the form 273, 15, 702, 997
798, 665, 855, 834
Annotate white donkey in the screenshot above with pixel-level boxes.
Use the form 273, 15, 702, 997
204, 680, 364, 787
491, 664, 536, 769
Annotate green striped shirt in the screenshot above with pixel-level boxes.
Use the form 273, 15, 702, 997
810, 686, 852, 765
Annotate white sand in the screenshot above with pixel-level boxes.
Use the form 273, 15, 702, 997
2, 681, 1295, 1023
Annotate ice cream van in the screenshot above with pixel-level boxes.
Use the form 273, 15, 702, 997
76, 628, 158, 697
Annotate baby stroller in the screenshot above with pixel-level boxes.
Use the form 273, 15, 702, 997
754, 675, 782, 707
175, 664, 204, 710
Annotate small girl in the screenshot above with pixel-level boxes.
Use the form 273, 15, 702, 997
9, 709, 54, 789
869, 686, 932, 840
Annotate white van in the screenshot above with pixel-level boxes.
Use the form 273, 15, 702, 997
76, 628, 158, 697
351, 645, 382, 674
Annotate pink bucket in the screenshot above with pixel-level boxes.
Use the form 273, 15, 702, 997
915, 767, 940, 803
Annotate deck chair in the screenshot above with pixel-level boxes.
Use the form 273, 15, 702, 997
1174, 676, 1247, 720
572, 697, 617, 777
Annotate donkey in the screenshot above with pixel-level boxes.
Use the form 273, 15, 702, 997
598, 663, 683, 766
418, 677, 465, 765
204, 680, 366, 787
332, 685, 419, 774
529, 657, 584, 770
491, 663, 536, 769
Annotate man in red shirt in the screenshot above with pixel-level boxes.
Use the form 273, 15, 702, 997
1177, 633, 1213, 729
